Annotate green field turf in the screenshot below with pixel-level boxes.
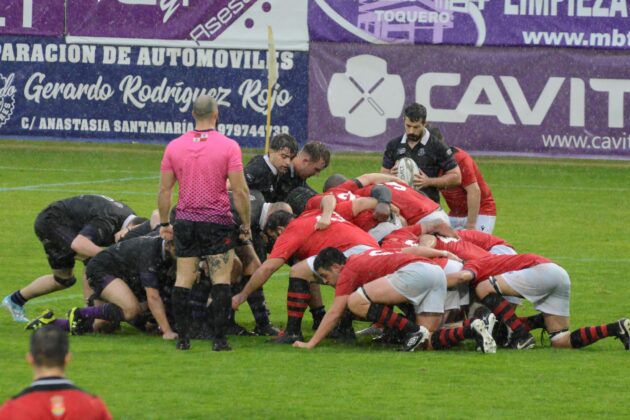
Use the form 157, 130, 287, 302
0, 139, 629, 419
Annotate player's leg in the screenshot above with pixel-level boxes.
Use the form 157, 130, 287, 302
475, 276, 535, 349
547, 315, 630, 350
205, 249, 235, 351
234, 243, 278, 335
347, 280, 428, 352
274, 259, 315, 342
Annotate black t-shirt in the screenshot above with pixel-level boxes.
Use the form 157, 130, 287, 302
52, 195, 135, 246
121, 220, 158, 241
244, 155, 279, 203
87, 236, 172, 290
275, 166, 315, 203
230, 189, 266, 232
382, 130, 457, 203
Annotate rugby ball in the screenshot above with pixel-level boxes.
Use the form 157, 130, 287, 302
396, 157, 419, 186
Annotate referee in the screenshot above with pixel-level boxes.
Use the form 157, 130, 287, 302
158, 95, 251, 351
381, 103, 461, 203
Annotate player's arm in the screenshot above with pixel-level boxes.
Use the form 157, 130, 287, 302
315, 195, 336, 230
70, 235, 104, 258
446, 270, 475, 288
158, 170, 176, 239
228, 170, 252, 240
464, 182, 481, 230
232, 257, 285, 309
293, 295, 348, 349
415, 166, 461, 190
401, 245, 461, 262
145, 286, 177, 340
357, 173, 405, 186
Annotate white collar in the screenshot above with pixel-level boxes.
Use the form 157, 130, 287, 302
263, 155, 278, 176
122, 214, 136, 230
260, 203, 271, 229
401, 128, 430, 146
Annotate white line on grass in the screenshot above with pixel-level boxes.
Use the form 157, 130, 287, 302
0, 165, 154, 175
17, 189, 158, 196
0, 176, 158, 192
493, 184, 630, 192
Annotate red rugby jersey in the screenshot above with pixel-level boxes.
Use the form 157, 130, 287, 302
463, 254, 552, 286
356, 182, 439, 225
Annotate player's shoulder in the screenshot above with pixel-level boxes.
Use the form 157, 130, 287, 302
385, 135, 405, 150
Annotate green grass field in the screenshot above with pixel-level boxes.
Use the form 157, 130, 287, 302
0, 139, 629, 419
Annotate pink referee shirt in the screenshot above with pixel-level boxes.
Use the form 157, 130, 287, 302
161, 129, 243, 224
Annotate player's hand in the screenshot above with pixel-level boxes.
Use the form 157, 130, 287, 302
292, 341, 313, 349
413, 170, 432, 189
232, 293, 246, 310
446, 251, 463, 262
162, 331, 178, 340
160, 225, 173, 241
315, 217, 331, 230
390, 161, 399, 176
373, 202, 391, 222
239, 225, 252, 242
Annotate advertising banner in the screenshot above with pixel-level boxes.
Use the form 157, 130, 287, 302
0, 0, 65, 37
0, 37, 307, 147
66, 0, 309, 51
308, 42, 630, 159
309, 0, 630, 50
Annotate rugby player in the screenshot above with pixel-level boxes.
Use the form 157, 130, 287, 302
448, 253, 630, 350
0, 326, 112, 419
440, 147, 497, 232
292, 247, 495, 353
244, 133, 299, 202
274, 141, 331, 202
27, 236, 177, 340
2, 195, 141, 322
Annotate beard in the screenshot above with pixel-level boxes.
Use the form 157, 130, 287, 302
406, 133, 420, 142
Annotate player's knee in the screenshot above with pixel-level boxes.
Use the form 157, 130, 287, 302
475, 280, 493, 299
347, 292, 366, 314
53, 275, 77, 288
122, 304, 141, 322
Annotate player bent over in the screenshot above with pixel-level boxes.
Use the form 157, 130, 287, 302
27, 236, 177, 340
448, 254, 630, 350
2, 195, 142, 322
293, 247, 496, 353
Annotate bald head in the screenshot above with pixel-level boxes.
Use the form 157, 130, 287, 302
193, 95, 218, 120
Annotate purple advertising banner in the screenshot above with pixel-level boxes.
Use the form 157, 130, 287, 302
309, 0, 630, 50
0, 0, 65, 37
66, 0, 308, 50
308, 42, 630, 159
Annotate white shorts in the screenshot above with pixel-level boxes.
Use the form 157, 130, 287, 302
502, 263, 570, 316
418, 208, 450, 225
442, 259, 470, 311
306, 245, 375, 276
490, 244, 517, 255
449, 215, 496, 233
368, 217, 403, 242
386, 262, 446, 314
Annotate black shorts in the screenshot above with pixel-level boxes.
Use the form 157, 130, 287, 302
173, 220, 238, 258
85, 254, 119, 296
34, 207, 77, 270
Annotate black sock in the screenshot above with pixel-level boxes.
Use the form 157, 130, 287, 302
172, 286, 191, 340
190, 281, 211, 325
286, 278, 311, 335
366, 303, 418, 334
211, 284, 231, 340
247, 285, 271, 327
520, 313, 546, 332
10, 291, 27, 306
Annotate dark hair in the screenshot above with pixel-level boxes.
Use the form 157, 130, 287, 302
270, 133, 298, 157
30, 326, 69, 368
323, 174, 348, 192
313, 247, 347, 272
404, 103, 427, 123
265, 210, 295, 232
301, 141, 331, 168
286, 187, 317, 216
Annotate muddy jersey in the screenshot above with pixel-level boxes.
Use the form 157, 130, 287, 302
48, 195, 135, 246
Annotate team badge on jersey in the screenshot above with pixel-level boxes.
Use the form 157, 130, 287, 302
50, 395, 66, 417
417, 149, 425, 156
